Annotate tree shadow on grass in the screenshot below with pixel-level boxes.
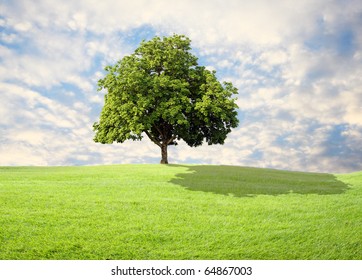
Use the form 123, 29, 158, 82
168, 165, 350, 197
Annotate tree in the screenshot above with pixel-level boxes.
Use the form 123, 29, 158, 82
93, 34, 239, 164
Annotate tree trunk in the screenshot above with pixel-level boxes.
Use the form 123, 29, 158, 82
160, 144, 168, 164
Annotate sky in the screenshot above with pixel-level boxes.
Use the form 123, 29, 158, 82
0, 0, 361, 173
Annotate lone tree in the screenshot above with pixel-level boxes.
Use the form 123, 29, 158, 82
93, 34, 239, 164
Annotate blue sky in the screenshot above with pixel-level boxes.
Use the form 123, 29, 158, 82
0, 0, 361, 172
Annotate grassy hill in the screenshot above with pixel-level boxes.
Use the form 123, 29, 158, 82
0, 164, 361, 259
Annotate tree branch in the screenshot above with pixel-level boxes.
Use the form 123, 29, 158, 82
166, 135, 177, 145
152, 124, 163, 139
145, 130, 161, 147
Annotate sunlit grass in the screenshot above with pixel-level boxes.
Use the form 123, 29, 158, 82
0, 165, 361, 259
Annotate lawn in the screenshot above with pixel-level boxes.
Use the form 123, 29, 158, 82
0, 164, 361, 259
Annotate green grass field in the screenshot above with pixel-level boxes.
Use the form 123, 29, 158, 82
0, 164, 361, 260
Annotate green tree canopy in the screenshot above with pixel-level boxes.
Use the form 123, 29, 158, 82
93, 34, 239, 163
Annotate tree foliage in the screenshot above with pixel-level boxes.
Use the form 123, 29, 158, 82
93, 34, 239, 163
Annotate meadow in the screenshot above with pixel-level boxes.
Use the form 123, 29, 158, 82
0, 164, 361, 259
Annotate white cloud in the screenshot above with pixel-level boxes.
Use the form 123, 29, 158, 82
0, 81, 160, 166
0, 32, 19, 44
0, 144, 48, 166
67, 12, 88, 32
13, 21, 32, 32
0, 83, 89, 129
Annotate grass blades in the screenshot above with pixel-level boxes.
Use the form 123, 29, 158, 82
0, 165, 361, 260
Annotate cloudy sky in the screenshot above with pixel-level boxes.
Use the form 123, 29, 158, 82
0, 0, 361, 173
